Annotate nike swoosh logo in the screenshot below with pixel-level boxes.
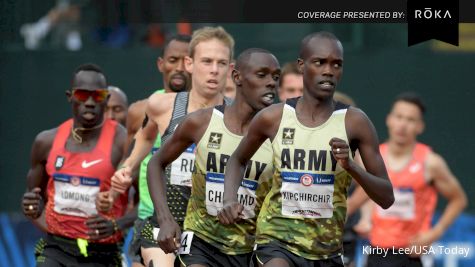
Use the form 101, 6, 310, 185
409, 162, 421, 173
81, 159, 103, 168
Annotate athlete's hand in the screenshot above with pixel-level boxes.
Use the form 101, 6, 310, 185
157, 217, 181, 254
218, 201, 244, 225
408, 229, 441, 257
95, 191, 114, 212
22, 187, 43, 219
353, 219, 371, 239
329, 138, 351, 170
111, 165, 132, 194
85, 215, 117, 241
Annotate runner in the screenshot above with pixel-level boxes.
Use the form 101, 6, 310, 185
147, 48, 280, 266
21, 63, 130, 266
219, 32, 395, 267
111, 26, 235, 266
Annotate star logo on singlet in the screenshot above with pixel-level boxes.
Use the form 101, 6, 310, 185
211, 134, 220, 143
208, 132, 223, 149
284, 129, 293, 138
282, 128, 295, 145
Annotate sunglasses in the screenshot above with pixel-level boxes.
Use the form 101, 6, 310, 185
72, 89, 109, 103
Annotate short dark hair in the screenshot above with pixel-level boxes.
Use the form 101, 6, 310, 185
162, 34, 192, 57
235, 48, 272, 70
280, 62, 302, 86
393, 92, 426, 115
74, 63, 104, 75
72, 63, 106, 86
299, 31, 340, 59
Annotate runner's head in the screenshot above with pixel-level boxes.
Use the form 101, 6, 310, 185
185, 26, 234, 98
67, 63, 108, 128
386, 92, 425, 146
157, 34, 192, 93
278, 62, 303, 102
234, 48, 280, 111
104, 86, 128, 126
298, 31, 343, 100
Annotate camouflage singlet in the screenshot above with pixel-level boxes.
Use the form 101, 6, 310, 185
184, 105, 273, 254
256, 98, 353, 260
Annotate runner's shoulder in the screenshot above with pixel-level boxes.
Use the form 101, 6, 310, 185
256, 103, 285, 125
147, 92, 176, 118
128, 99, 147, 118
184, 107, 214, 129
33, 127, 58, 156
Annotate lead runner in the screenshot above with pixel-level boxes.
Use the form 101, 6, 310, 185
219, 31, 395, 267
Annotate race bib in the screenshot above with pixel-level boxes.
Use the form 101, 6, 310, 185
170, 144, 195, 187
378, 187, 415, 220
280, 172, 334, 218
205, 173, 258, 219
153, 227, 194, 255
53, 173, 100, 217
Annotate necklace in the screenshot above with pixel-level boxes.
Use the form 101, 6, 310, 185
71, 121, 104, 143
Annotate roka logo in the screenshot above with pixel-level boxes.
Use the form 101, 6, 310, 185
414, 8, 452, 20
407, 0, 459, 46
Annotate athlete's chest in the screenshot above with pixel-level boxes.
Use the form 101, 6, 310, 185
52, 150, 112, 175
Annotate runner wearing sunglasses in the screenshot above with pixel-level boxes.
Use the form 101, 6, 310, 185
21, 63, 133, 266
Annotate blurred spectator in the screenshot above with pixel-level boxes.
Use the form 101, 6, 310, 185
127, 0, 192, 47
278, 61, 303, 102
20, 0, 87, 50
93, 1, 131, 48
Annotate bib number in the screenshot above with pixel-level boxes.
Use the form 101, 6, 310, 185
378, 187, 415, 220
170, 145, 195, 187
153, 228, 194, 255
53, 174, 100, 217
280, 172, 335, 219
205, 173, 258, 219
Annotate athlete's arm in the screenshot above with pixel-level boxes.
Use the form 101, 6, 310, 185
148, 108, 211, 253
22, 129, 56, 219
123, 101, 160, 172
347, 184, 369, 216
409, 152, 467, 248
346, 151, 370, 216
112, 123, 128, 166
125, 101, 146, 186
219, 104, 282, 225
125, 99, 147, 149
353, 200, 374, 238
338, 107, 394, 209
91, 120, 135, 237
111, 93, 170, 193
98, 123, 129, 211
